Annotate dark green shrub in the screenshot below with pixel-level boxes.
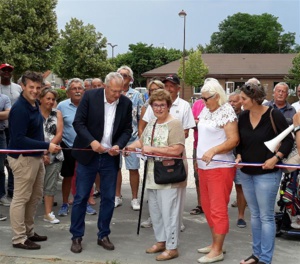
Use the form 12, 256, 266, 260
56, 89, 68, 103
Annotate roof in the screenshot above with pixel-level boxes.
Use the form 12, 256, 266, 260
142, 53, 297, 78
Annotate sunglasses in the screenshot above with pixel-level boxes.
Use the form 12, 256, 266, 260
201, 94, 216, 102
120, 73, 130, 79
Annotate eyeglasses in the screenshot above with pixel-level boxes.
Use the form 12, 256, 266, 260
275, 89, 287, 94
120, 73, 130, 79
152, 103, 167, 110
201, 94, 216, 102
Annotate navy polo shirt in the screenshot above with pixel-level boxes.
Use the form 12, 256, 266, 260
8, 92, 49, 158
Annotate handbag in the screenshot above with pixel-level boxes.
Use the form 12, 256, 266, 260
270, 109, 299, 172
150, 120, 187, 184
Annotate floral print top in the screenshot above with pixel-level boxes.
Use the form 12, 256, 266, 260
43, 109, 64, 163
141, 118, 187, 190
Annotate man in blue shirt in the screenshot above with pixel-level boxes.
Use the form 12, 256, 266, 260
8, 71, 60, 250
115, 66, 144, 210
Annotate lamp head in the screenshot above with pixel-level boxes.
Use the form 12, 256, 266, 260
178, 10, 187, 18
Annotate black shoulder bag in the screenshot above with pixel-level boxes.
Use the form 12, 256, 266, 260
150, 120, 187, 184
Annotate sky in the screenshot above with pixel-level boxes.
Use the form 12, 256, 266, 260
56, 0, 300, 57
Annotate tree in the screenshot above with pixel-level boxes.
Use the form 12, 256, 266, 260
0, 0, 59, 77
113, 43, 182, 87
53, 18, 113, 80
204, 13, 296, 53
285, 53, 300, 88
178, 50, 208, 89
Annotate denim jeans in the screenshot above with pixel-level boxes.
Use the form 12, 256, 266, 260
70, 153, 118, 240
240, 170, 281, 264
0, 132, 7, 198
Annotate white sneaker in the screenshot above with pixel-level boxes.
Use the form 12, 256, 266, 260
44, 212, 60, 224
141, 216, 152, 228
291, 216, 300, 229
180, 224, 185, 232
0, 196, 11, 207
114, 196, 123, 208
131, 199, 140, 211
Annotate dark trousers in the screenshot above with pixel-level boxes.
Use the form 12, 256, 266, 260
70, 153, 118, 240
5, 128, 13, 196
0, 131, 6, 198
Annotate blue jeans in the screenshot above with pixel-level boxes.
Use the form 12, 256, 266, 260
0, 132, 7, 198
70, 153, 118, 240
240, 170, 281, 264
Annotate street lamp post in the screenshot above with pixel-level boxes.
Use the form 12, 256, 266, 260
278, 37, 282, 53
178, 9, 187, 100
107, 42, 118, 58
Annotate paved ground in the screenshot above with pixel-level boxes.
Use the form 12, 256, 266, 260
1, 133, 300, 264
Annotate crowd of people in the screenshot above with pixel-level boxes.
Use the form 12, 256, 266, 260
1, 62, 300, 264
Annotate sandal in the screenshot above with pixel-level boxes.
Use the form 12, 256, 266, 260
190, 205, 204, 215
240, 254, 259, 264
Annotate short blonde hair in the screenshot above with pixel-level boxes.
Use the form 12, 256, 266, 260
201, 80, 227, 106
148, 80, 164, 89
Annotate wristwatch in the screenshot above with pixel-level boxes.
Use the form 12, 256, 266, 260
275, 153, 282, 161
294, 125, 300, 134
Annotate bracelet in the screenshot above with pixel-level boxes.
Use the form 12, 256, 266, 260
294, 125, 300, 134
275, 154, 282, 161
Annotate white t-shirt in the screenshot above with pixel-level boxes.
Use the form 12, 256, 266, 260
292, 101, 300, 112
142, 96, 195, 130
0, 82, 22, 106
197, 103, 237, 169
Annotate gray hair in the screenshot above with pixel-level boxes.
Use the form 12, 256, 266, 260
274, 82, 289, 93
229, 91, 241, 97
67, 78, 84, 91
117, 65, 133, 79
246, 77, 261, 86
84, 78, 93, 83
201, 80, 227, 106
105, 72, 124, 87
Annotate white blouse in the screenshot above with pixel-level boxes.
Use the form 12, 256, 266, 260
197, 103, 237, 169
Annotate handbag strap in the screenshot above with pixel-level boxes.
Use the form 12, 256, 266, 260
270, 108, 278, 135
150, 120, 157, 146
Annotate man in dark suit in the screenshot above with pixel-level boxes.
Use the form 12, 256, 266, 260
70, 72, 132, 253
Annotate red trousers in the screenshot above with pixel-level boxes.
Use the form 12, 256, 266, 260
198, 167, 235, 234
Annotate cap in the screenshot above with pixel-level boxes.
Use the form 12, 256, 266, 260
162, 74, 180, 85
0, 63, 14, 71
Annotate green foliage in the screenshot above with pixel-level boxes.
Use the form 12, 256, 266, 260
285, 52, 300, 88
178, 50, 208, 88
55, 88, 67, 103
113, 43, 182, 87
53, 18, 114, 80
204, 13, 296, 53
0, 0, 59, 77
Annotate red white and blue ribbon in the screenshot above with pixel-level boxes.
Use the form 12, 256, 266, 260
3, 148, 300, 170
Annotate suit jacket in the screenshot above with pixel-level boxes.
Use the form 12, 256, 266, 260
72, 88, 133, 165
